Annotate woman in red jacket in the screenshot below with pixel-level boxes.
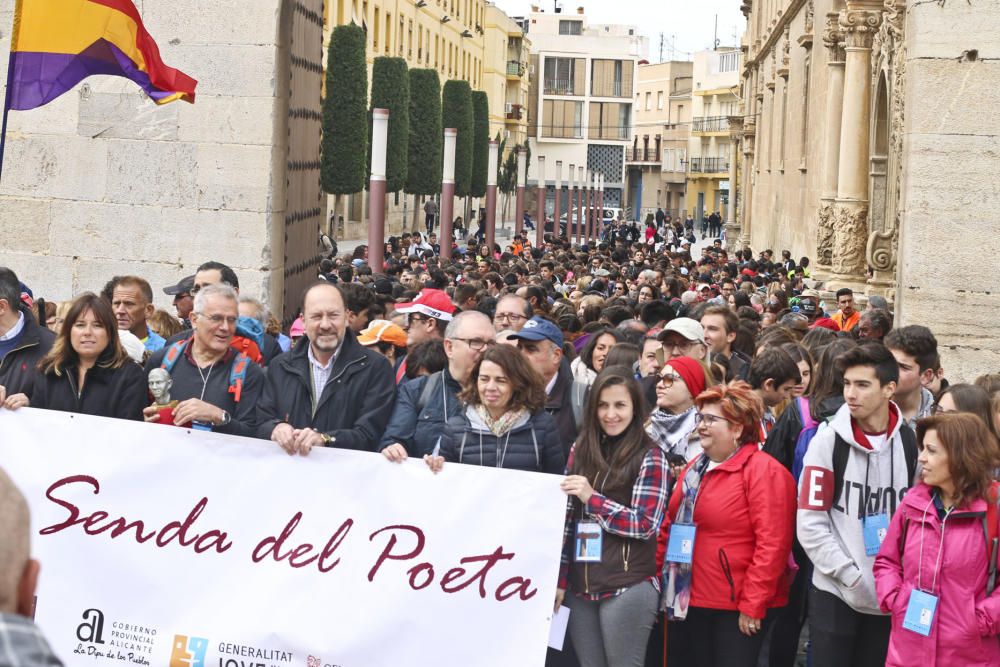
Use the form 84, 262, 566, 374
657, 381, 796, 667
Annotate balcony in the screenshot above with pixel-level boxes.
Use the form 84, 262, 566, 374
625, 147, 660, 164
505, 104, 524, 122
691, 115, 731, 134
689, 157, 729, 174
543, 79, 578, 96
506, 60, 526, 78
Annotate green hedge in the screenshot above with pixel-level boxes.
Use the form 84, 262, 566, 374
442, 79, 473, 198
405, 69, 443, 195
470, 90, 490, 198
321, 24, 368, 195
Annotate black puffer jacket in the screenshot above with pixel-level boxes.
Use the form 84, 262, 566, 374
31, 356, 147, 421
763, 394, 845, 473
0, 306, 55, 398
440, 405, 565, 474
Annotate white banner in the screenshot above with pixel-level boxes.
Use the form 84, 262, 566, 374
0, 409, 567, 667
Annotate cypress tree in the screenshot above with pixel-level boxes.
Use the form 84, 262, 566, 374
368, 57, 409, 192
321, 24, 368, 196
405, 69, 443, 196
470, 91, 490, 198
442, 80, 473, 198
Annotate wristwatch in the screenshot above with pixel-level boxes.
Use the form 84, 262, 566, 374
318, 430, 334, 446
217, 410, 231, 427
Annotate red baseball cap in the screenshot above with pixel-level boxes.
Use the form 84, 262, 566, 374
394, 288, 456, 321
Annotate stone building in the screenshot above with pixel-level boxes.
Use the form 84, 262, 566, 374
625, 59, 693, 222
736, 0, 1000, 380
0, 0, 326, 323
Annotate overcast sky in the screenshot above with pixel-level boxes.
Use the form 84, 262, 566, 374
492, 0, 746, 61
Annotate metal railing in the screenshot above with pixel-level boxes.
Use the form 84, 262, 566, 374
505, 105, 523, 121
692, 115, 731, 133
625, 147, 660, 163
543, 78, 578, 95
506, 60, 526, 77
688, 157, 729, 173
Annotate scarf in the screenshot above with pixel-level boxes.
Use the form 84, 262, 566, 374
646, 406, 698, 458
474, 404, 529, 437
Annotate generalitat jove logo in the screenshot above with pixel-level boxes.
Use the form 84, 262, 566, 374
74, 608, 155, 666
173, 634, 299, 667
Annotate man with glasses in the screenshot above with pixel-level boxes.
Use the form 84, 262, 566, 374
257, 282, 395, 454
143, 283, 264, 436
511, 317, 576, 456
656, 318, 708, 362
492, 294, 532, 333
380, 311, 495, 461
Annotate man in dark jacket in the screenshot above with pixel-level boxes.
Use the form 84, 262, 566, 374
257, 282, 395, 453
0, 268, 54, 405
511, 316, 577, 457
144, 283, 264, 438
380, 311, 495, 459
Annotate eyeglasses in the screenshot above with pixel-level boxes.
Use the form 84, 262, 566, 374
694, 412, 733, 427
494, 313, 527, 323
451, 337, 496, 351
197, 313, 237, 327
662, 339, 695, 352
657, 372, 682, 387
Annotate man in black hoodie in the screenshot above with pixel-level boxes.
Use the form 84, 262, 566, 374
0, 268, 54, 407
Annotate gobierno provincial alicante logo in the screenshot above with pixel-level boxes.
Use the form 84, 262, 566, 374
74, 608, 156, 666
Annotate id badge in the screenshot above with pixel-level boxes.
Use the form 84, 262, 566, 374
666, 523, 697, 564
902, 589, 938, 636
862, 514, 889, 556
574, 521, 603, 563
191, 421, 213, 432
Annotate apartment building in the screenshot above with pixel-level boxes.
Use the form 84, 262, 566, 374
522, 5, 647, 217
625, 59, 693, 222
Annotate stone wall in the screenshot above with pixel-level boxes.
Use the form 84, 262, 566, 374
0, 0, 297, 314
895, 0, 1000, 382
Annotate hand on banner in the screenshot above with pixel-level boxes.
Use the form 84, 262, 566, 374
0, 384, 5, 404
142, 405, 161, 423
291, 427, 325, 455
423, 454, 445, 474
561, 475, 594, 504
173, 399, 223, 427
382, 443, 409, 462
272, 422, 296, 454
1, 391, 29, 410
738, 612, 762, 636
554, 587, 565, 613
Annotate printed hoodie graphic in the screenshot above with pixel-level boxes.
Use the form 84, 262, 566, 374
796, 401, 913, 615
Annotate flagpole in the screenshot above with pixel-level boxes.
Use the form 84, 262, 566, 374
0, 53, 14, 184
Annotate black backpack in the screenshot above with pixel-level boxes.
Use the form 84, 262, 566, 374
831, 423, 918, 507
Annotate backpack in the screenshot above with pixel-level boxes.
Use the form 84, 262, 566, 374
791, 397, 822, 481
416, 370, 444, 413
831, 423, 918, 507
160, 339, 252, 403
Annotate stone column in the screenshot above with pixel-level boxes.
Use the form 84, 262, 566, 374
577, 166, 585, 244
554, 160, 563, 240
367, 108, 389, 273
816, 12, 847, 271
485, 140, 499, 252
725, 115, 743, 249
440, 128, 457, 260
740, 134, 755, 249
829, 6, 882, 288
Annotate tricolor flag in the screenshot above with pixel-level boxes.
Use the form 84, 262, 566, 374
5, 0, 197, 111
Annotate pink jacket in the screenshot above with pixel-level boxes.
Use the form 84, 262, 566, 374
873, 483, 1000, 667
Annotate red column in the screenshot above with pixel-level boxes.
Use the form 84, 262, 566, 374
367, 108, 389, 272
440, 128, 457, 260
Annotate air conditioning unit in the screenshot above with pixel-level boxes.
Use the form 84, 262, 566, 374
505, 102, 514, 113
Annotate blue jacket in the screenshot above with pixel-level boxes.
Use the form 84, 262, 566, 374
441, 406, 565, 474
379, 367, 464, 456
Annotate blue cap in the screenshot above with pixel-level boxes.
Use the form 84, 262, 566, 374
509, 316, 564, 348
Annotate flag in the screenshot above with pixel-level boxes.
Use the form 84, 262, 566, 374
5, 0, 197, 111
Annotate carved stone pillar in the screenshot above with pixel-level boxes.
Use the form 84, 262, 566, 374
829, 6, 882, 289
740, 133, 755, 249
726, 115, 743, 250
816, 13, 845, 272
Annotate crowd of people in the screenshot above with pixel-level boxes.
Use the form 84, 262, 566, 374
2, 226, 1000, 667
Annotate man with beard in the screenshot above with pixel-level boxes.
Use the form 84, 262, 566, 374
257, 282, 395, 454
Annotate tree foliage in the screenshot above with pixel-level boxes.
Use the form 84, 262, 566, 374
368, 57, 410, 192
442, 80, 473, 198
405, 69, 443, 195
470, 91, 490, 198
321, 24, 368, 195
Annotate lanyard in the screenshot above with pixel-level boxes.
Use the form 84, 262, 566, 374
916, 496, 952, 595
675, 455, 713, 524
863, 440, 895, 516
196, 361, 214, 402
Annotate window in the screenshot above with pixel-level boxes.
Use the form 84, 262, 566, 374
542, 100, 583, 138
657, 91, 664, 109
384, 11, 391, 54
645, 92, 651, 110
543, 57, 582, 95
373, 8, 380, 50
558, 20, 582, 35
718, 51, 738, 73
591, 59, 632, 97
588, 102, 630, 140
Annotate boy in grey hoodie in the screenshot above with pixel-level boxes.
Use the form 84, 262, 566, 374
797, 343, 917, 667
